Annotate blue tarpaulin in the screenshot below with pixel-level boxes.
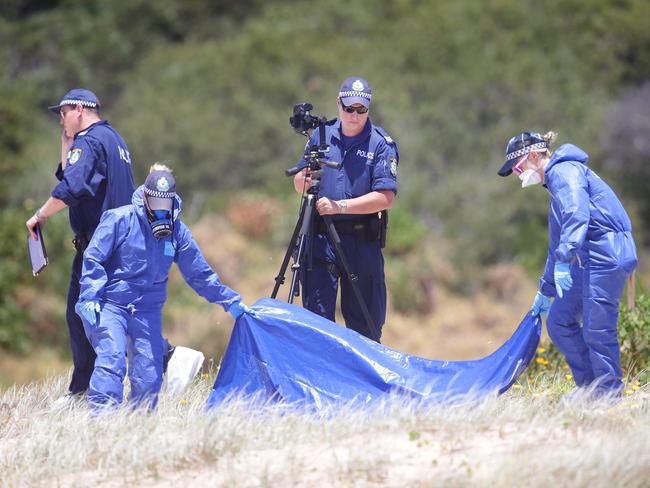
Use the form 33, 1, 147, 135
206, 298, 541, 410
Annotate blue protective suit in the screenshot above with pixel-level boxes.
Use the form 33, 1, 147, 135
538, 144, 637, 395
297, 118, 398, 340
52, 120, 136, 394
78, 187, 241, 410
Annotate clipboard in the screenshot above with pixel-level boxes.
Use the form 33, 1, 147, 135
28, 224, 49, 276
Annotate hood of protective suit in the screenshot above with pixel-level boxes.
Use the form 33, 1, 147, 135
544, 144, 589, 175
132, 185, 183, 223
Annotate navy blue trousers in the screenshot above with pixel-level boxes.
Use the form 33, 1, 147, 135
300, 233, 386, 341
66, 251, 96, 394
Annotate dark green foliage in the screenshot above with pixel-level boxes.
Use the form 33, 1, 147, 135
618, 294, 650, 381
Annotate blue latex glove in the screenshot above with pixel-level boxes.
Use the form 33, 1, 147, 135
554, 262, 573, 298
530, 291, 551, 317
228, 301, 250, 320
76, 300, 100, 326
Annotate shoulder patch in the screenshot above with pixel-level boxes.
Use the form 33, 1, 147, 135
77, 129, 89, 137
69, 148, 82, 165
389, 156, 398, 176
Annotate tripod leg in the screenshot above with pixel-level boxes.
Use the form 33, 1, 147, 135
271, 198, 307, 299
287, 195, 317, 302
321, 216, 380, 342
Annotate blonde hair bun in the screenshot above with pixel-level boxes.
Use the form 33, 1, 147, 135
542, 131, 557, 148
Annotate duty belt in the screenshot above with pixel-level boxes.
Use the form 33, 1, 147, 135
314, 215, 382, 243
72, 233, 90, 253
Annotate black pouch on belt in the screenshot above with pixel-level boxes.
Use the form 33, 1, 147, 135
72, 233, 90, 253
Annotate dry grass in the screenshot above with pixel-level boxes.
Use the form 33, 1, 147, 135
0, 373, 648, 487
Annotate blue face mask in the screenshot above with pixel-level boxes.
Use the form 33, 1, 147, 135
147, 208, 173, 239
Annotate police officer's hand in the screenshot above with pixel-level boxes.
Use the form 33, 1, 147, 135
316, 197, 342, 215
61, 129, 73, 168
293, 169, 312, 193
26, 210, 47, 240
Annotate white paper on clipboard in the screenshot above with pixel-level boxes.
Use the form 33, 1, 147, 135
28, 224, 48, 276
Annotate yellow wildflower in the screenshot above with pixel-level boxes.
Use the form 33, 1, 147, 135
565, 374, 573, 381
625, 390, 634, 396
537, 347, 547, 354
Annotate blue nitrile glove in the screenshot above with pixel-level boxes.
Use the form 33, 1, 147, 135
554, 262, 573, 298
530, 291, 551, 317
228, 301, 250, 320
76, 300, 100, 326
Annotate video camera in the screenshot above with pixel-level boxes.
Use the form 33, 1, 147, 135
286, 102, 340, 177
289, 103, 321, 134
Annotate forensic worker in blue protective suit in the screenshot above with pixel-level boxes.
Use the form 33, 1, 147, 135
498, 131, 637, 401
292, 77, 398, 341
75, 165, 249, 411
26, 89, 137, 400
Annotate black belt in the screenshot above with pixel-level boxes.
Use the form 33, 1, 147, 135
314, 216, 381, 242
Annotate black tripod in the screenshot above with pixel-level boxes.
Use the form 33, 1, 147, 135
271, 133, 380, 342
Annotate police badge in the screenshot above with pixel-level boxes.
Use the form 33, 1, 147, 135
389, 156, 398, 177
69, 148, 82, 165
156, 177, 170, 192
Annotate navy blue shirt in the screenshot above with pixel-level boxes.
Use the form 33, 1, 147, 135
298, 118, 399, 220
52, 120, 135, 238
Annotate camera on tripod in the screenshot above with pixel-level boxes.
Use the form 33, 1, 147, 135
289, 103, 321, 134
286, 102, 341, 177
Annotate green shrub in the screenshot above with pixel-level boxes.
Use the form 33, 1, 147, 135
618, 293, 650, 380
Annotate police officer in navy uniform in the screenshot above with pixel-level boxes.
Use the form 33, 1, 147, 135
26, 89, 141, 401
292, 77, 398, 341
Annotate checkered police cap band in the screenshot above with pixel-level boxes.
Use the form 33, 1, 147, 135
505, 141, 547, 162
338, 90, 372, 101
59, 99, 99, 108
144, 187, 176, 198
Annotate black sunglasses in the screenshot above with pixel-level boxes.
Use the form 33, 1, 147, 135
340, 102, 369, 114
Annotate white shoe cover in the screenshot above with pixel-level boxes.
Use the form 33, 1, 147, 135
163, 346, 205, 395
50, 393, 85, 412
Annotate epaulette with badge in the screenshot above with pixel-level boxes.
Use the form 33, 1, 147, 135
373, 126, 396, 145
372, 126, 398, 177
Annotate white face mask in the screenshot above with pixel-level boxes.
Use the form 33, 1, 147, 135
519, 168, 542, 188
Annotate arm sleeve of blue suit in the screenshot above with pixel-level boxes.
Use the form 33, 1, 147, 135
371, 140, 398, 194
547, 163, 590, 263
51, 137, 106, 207
174, 222, 241, 310
539, 201, 562, 297
79, 211, 120, 302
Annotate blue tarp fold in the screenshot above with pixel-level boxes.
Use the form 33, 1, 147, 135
206, 298, 541, 410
